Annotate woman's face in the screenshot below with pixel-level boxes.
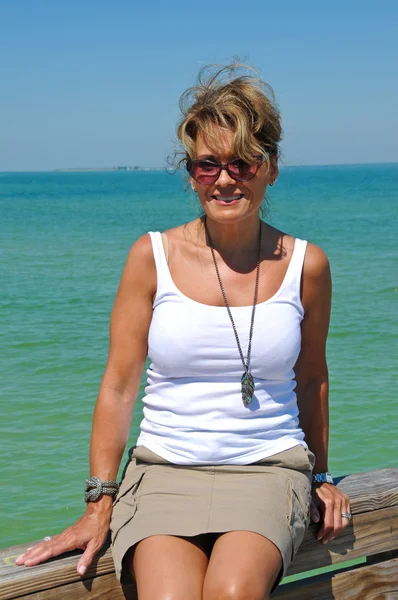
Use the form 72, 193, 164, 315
191, 128, 278, 225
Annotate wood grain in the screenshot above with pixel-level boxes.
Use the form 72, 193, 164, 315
275, 557, 398, 599
7, 574, 135, 600
0, 542, 111, 580
287, 505, 398, 576
336, 469, 398, 514
0, 544, 114, 600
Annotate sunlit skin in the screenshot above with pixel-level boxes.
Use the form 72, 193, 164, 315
191, 129, 278, 254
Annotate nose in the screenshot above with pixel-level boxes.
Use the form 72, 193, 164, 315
215, 166, 236, 186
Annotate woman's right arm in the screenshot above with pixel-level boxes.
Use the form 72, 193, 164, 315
16, 234, 156, 574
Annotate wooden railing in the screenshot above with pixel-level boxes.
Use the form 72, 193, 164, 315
1, 468, 397, 599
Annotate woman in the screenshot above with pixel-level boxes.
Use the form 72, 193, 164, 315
16, 63, 351, 599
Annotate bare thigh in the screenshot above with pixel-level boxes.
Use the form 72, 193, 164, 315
131, 534, 212, 600
203, 531, 283, 600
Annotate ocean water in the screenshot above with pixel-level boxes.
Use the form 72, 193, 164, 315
1, 164, 397, 548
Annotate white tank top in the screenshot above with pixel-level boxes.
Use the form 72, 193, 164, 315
136, 231, 308, 465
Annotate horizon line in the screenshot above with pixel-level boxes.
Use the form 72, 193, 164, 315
1, 160, 398, 173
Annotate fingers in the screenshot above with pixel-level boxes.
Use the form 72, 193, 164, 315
15, 533, 76, 567
15, 516, 109, 578
313, 485, 351, 545
76, 538, 103, 576
310, 500, 320, 524
316, 495, 334, 542
341, 502, 352, 526
321, 501, 345, 544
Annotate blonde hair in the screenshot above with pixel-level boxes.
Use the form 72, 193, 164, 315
176, 61, 282, 172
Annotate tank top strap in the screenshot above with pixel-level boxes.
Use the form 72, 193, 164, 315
148, 231, 174, 298
280, 238, 308, 306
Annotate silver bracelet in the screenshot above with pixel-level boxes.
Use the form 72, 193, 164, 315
84, 476, 119, 503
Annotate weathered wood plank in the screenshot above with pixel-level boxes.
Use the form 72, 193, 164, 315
7, 553, 398, 600
0, 545, 87, 579
336, 469, 398, 514
287, 505, 398, 576
2, 506, 397, 599
0, 544, 114, 600
274, 557, 398, 599
7, 574, 133, 600
7, 574, 124, 600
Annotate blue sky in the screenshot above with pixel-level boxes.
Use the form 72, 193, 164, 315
1, 0, 397, 170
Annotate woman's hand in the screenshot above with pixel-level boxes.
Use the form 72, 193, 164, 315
310, 483, 351, 544
15, 506, 111, 576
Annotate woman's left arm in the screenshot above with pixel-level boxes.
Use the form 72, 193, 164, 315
295, 243, 351, 544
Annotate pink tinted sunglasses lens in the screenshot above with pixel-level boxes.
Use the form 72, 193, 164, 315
228, 160, 257, 180
189, 159, 259, 184
194, 163, 219, 183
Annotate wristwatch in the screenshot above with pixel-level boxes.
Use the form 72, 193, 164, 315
312, 472, 334, 485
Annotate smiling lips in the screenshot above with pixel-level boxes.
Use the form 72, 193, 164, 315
212, 194, 244, 203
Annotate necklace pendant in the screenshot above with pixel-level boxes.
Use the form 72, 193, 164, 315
241, 371, 255, 406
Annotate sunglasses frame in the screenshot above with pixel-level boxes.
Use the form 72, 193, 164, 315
186, 155, 266, 185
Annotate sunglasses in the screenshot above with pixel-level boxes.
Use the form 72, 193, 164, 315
186, 156, 265, 185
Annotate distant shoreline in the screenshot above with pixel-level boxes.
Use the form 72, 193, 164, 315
1, 161, 397, 174
54, 166, 164, 172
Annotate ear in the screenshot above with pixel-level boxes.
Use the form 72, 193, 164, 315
270, 158, 279, 179
269, 159, 279, 185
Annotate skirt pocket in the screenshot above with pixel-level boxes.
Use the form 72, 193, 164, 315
287, 475, 311, 560
110, 460, 147, 544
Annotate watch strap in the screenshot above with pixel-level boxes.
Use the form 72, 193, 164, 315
312, 472, 334, 485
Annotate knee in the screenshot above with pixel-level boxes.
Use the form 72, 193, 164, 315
204, 580, 270, 600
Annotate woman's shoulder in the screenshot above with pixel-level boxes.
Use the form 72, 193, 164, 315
161, 220, 199, 242
263, 224, 296, 263
302, 242, 330, 281
300, 241, 332, 312
127, 232, 156, 262
269, 224, 329, 274
267, 224, 330, 284
124, 222, 198, 270
159, 220, 203, 258
122, 234, 157, 293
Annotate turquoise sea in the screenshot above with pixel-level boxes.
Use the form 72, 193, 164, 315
1, 164, 397, 549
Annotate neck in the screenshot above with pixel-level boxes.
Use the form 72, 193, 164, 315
202, 214, 262, 257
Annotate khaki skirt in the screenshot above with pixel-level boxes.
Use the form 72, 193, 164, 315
110, 443, 314, 584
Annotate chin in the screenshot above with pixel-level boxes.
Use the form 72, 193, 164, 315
204, 201, 259, 222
